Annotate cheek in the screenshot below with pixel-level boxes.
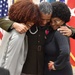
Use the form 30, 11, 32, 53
56, 25, 61, 29
51, 25, 60, 30
57, 24, 62, 27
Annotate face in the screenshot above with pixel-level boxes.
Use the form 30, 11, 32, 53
26, 21, 34, 29
50, 17, 64, 30
41, 12, 52, 26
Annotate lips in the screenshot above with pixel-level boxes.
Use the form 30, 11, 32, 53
51, 25, 58, 30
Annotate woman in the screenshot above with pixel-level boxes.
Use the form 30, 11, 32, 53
0, 1, 41, 75
44, 2, 73, 75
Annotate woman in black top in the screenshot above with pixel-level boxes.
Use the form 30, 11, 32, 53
44, 2, 73, 75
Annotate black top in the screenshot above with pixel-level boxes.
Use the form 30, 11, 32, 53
22, 25, 47, 75
0, 68, 10, 75
44, 28, 73, 75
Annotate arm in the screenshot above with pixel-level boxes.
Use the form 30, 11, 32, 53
54, 31, 70, 70
2, 30, 27, 75
0, 18, 28, 33
57, 26, 75, 39
0, 18, 13, 31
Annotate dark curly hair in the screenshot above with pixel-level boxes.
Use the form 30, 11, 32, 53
8, 0, 41, 24
51, 1, 71, 23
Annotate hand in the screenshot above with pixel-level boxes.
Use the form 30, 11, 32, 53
57, 26, 72, 36
48, 61, 54, 70
12, 22, 28, 34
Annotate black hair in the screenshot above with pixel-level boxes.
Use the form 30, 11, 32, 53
39, 2, 52, 14
51, 1, 71, 23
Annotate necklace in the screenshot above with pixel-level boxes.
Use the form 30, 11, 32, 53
29, 26, 38, 34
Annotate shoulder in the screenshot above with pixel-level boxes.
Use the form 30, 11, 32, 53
54, 30, 69, 41
55, 30, 67, 37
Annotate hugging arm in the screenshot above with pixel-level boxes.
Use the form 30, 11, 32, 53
0, 18, 28, 33
0, 18, 13, 31
58, 26, 75, 39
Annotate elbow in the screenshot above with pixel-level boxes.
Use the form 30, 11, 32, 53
61, 48, 70, 57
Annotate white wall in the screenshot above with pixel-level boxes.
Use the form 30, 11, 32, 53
33, 0, 40, 4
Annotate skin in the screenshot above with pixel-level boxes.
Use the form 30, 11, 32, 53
57, 26, 72, 36
12, 13, 52, 33
12, 22, 34, 33
12, 23, 27, 33
41, 12, 52, 26
25, 21, 34, 29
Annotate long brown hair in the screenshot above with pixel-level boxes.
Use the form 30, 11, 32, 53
9, 0, 41, 24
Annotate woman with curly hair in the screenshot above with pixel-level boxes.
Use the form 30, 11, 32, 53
0, 1, 41, 75
9, 0, 41, 27
44, 1, 73, 75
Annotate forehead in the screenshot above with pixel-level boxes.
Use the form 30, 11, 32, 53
41, 12, 52, 20
51, 17, 61, 20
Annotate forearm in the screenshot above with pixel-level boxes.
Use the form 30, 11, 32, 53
0, 18, 28, 33
69, 27, 75, 39
0, 18, 13, 31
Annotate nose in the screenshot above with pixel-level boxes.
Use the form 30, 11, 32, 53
42, 20, 48, 25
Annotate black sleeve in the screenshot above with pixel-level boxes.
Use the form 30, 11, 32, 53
70, 27, 75, 39
0, 67, 10, 75
54, 31, 70, 70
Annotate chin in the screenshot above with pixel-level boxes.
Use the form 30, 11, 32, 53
41, 25, 46, 26
52, 27, 57, 30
